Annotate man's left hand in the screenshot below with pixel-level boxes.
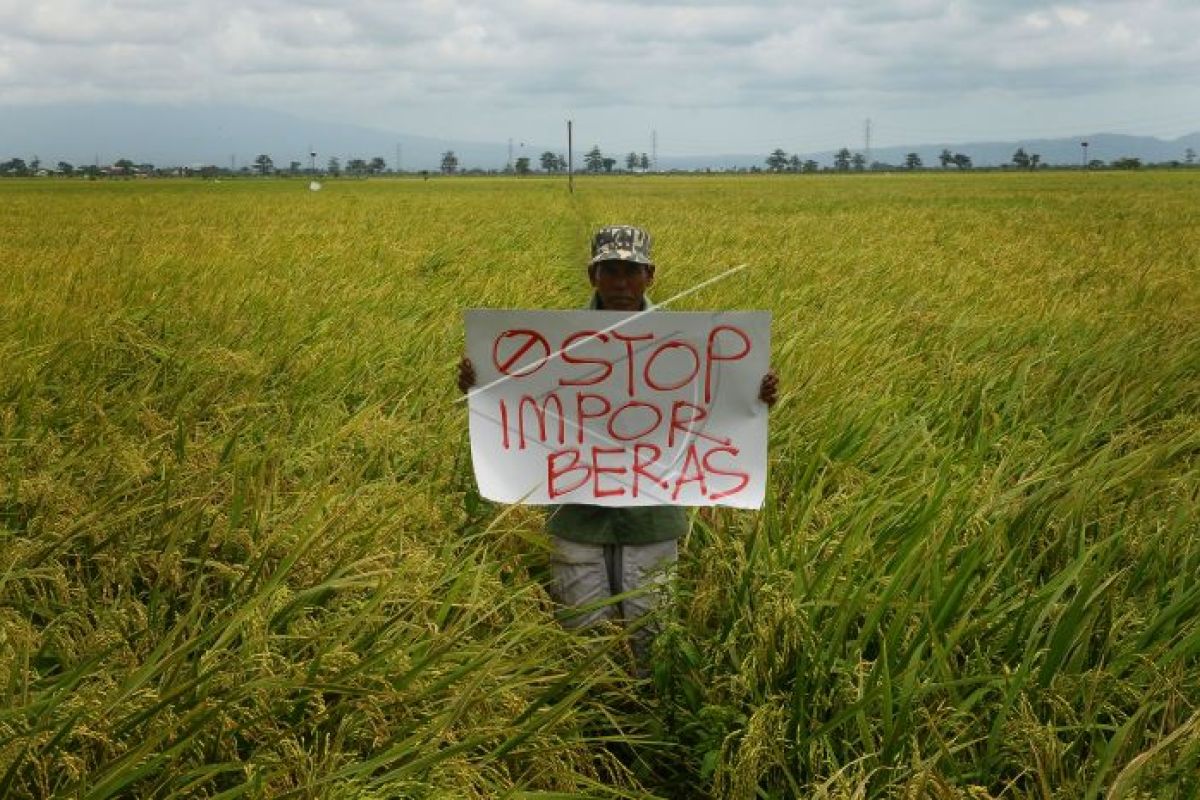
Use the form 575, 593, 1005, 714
759, 370, 779, 406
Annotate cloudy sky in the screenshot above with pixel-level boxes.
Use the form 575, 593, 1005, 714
2, 0, 1198, 154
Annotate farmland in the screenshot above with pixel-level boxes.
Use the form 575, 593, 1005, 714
1, 172, 1198, 798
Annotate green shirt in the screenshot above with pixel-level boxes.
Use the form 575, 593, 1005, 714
547, 503, 688, 544
546, 293, 690, 545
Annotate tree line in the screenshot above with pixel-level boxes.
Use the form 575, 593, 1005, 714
2, 145, 1196, 178
766, 147, 973, 172
762, 146, 1199, 172
437, 150, 569, 175
0, 154, 396, 178
434, 147, 645, 175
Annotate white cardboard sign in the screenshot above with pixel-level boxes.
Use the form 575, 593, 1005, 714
465, 309, 771, 508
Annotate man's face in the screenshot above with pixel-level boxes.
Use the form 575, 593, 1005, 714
589, 259, 655, 311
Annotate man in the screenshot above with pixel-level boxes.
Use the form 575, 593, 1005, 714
458, 225, 778, 663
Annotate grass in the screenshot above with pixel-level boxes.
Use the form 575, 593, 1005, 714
1, 171, 1198, 798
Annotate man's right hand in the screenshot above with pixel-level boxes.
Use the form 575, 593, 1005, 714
457, 357, 476, 394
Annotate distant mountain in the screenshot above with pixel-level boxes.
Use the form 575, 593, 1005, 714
0, 103, 1196, 171
0, 103, 518, 171
813, 132, 1199, 169
658, 132, 1200, 171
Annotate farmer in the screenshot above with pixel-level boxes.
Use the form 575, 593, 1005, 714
458, 225, 778, 663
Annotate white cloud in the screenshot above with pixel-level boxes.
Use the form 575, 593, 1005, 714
1105, 21, 1153, 49
0, 0, 1196, 148
1024, 11, 1053, 29
1054, 6, 1092, 26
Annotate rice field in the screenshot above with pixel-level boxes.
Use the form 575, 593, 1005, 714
1, 171, 1198, 798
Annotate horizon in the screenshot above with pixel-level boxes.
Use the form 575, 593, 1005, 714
1, 101, 1197, 171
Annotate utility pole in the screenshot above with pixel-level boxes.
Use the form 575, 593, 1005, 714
1081, 141, 1089, 169
567, 120, 574, 194
395, 143, 401, 174
864, 118, 872, 168
651, 129, 658, 172
309, 146, 316, 175
507, 138, 513, 172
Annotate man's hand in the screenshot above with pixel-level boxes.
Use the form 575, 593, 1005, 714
457, 357, 476, 394
759, 369, 779, 406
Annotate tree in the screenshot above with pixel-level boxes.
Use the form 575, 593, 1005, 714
1029, 154, 1040, 170
601, 157, 616, 173
834, 148, 852, 171
851, 152, 866, 171
1012, 147, 1030, 169
626, 151, 639, 171
584, 145, 604, 173
802, 159, 819, 173
369, 157, 386, 175
639, 153, 650, 172
1, 158, 28, 176
904, 152, 922, 170
327, 156, 341, 176
766, 148, 789, 172
254, 154, 274, 175
788, 154, 801, 172
346, 158, 368, 176
514, 156, 531, 175
440, 151, 458, 174
289, 161, 301, 174
57, 161, 75, 175
1112, 156, 1141, 170
540, 151, 559, 172
1185, 147, 1196, 165
939, 148, 953, 169
952, 153, 972, 169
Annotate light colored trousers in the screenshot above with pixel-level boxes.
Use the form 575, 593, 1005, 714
549, 536, 678, 661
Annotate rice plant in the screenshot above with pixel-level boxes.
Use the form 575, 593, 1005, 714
1, 172, 1197, 798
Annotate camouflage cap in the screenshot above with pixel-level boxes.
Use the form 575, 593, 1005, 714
589, 225, 653, 266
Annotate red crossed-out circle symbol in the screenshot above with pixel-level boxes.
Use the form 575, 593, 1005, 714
492, 329, 552, 378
